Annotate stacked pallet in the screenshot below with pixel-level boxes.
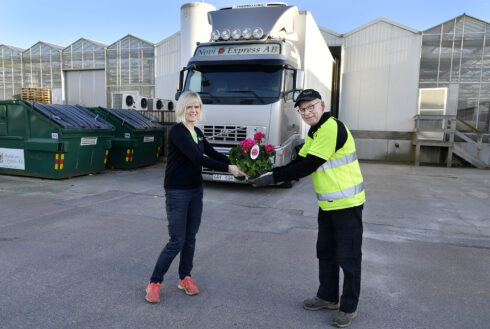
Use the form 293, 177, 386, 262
20, 88, 51, 104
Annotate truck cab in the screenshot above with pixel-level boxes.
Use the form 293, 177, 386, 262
176, 3, 333, 183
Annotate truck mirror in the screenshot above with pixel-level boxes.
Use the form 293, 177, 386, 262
293, 91, 302, 102
178, 68, 185, 92
295, 70, 305, 90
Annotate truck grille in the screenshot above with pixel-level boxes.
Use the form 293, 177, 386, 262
203, 125, 247, 144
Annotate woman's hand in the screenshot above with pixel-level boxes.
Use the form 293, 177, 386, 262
228, 165, 249, 178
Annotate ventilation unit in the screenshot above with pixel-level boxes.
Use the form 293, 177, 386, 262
111, 91, 139, 109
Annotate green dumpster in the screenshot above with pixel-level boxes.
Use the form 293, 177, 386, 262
0, 100, 114, 179
87, 107, 164, 169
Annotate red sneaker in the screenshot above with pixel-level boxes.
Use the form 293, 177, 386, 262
178, 276, 199, 295
145, 282, 162, 303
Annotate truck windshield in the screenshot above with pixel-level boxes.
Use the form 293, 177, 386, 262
184, 65, 282, 105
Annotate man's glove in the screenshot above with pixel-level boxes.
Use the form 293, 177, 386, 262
252, 172, 275, 187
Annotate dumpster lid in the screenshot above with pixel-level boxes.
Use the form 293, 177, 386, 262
96, 107, 163, 130
26, 102, 114, 129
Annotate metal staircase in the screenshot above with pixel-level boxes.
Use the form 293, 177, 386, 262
414, 115, 489, 169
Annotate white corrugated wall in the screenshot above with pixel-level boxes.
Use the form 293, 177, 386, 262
155, 32, 180, 101
339, 20, 421, 132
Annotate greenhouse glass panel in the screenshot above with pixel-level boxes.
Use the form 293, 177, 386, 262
27, 45, 42, 88
460, 33, 483, 82
425, 24, 442, 35
41, 44, 52, 88
464, 17, 486, 33
62, 38, 106, 71
82, 44, 95, 68
455, 16, 465, 36
72, 41, 83, 69
95, 49, 105, 69
0, 45, 24, 100
130, 48, 140, 84
439, 34, 453, 82
420, 34, 440, 82
457, 83, 480, 125
483, 31, 490, 82
451, 37, 462, 82
442, 19, 455, 34
478, 85, 489, 132
22, 42, 62, 89
105, 35, 154, 107
121, 48, 131, 85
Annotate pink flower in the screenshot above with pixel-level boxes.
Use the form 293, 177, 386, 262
254, 132, 265, 142
265, 144, 275, 154
240, 138, 255, 153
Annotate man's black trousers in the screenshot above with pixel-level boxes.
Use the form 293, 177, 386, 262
316, 205, 363, 313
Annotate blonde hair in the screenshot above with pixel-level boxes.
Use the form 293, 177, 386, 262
175, 91, 202, 123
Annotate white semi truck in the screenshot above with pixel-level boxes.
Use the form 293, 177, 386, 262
175, 2, 334, 183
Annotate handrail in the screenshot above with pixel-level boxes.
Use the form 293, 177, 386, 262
454, 130, 482, 149
413, 114, 456, 134
456, 118, 483, 140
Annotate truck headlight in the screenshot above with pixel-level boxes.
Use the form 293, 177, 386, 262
232, 28, 241, 40
221, 29, 231, 40
242, 28, 252, 39
253, 27, 264, 39
211, 29, 220, 41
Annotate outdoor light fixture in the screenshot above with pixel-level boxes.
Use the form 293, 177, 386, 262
221, 29, 231, 40
252, 27, 264, 39
231, 29, 241, 40
242, 28, 252, 39
211, 29, 220, 41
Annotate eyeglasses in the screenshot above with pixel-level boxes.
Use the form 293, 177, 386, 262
297, 101, 321, 114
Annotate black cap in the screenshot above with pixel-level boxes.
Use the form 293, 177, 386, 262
294, 89, 322, 107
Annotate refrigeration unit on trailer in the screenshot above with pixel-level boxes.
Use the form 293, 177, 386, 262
175, 2, 334, 183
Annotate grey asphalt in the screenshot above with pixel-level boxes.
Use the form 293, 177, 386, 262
0, 161, 489, 329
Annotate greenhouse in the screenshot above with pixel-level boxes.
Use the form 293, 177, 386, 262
21, 41, 63, 90
62, 38, 106, 70
106, 34, 155, 108
419, 14, 490, 133
0, 44, 24, 100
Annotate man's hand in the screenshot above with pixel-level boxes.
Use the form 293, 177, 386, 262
252, 172, 274, 187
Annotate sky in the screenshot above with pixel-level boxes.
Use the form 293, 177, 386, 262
1, 0, 489, 49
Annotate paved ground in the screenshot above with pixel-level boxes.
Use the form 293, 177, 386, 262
0, 161, 489, 328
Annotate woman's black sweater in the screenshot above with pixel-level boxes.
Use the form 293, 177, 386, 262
164, 123, 230, 189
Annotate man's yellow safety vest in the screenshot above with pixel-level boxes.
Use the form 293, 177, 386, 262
299, 116, 365, 211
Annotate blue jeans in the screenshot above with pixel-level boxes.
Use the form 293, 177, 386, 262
150, 186, 203, 283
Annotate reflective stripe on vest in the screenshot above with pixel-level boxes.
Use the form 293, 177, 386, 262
315, 152, 358, 172
316, 182, 365, 202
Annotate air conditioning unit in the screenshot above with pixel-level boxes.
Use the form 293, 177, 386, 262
112, 91, 139, 109
139, 97, 149, 111
165, 99, 175, 111
146, 98, 162, 111
146, 98, 174, 111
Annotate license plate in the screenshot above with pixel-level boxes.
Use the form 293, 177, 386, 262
212, 174, 235, 182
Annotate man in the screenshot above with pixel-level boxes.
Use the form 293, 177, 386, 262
253, 89, 365, 328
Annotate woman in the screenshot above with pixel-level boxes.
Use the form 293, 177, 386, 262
146, 91, 247, 303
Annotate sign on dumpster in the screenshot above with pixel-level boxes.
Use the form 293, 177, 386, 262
0, 148, 25, 170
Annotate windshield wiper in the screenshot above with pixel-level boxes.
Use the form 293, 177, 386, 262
198, 91, 220, 104
226, 89, 265, 104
